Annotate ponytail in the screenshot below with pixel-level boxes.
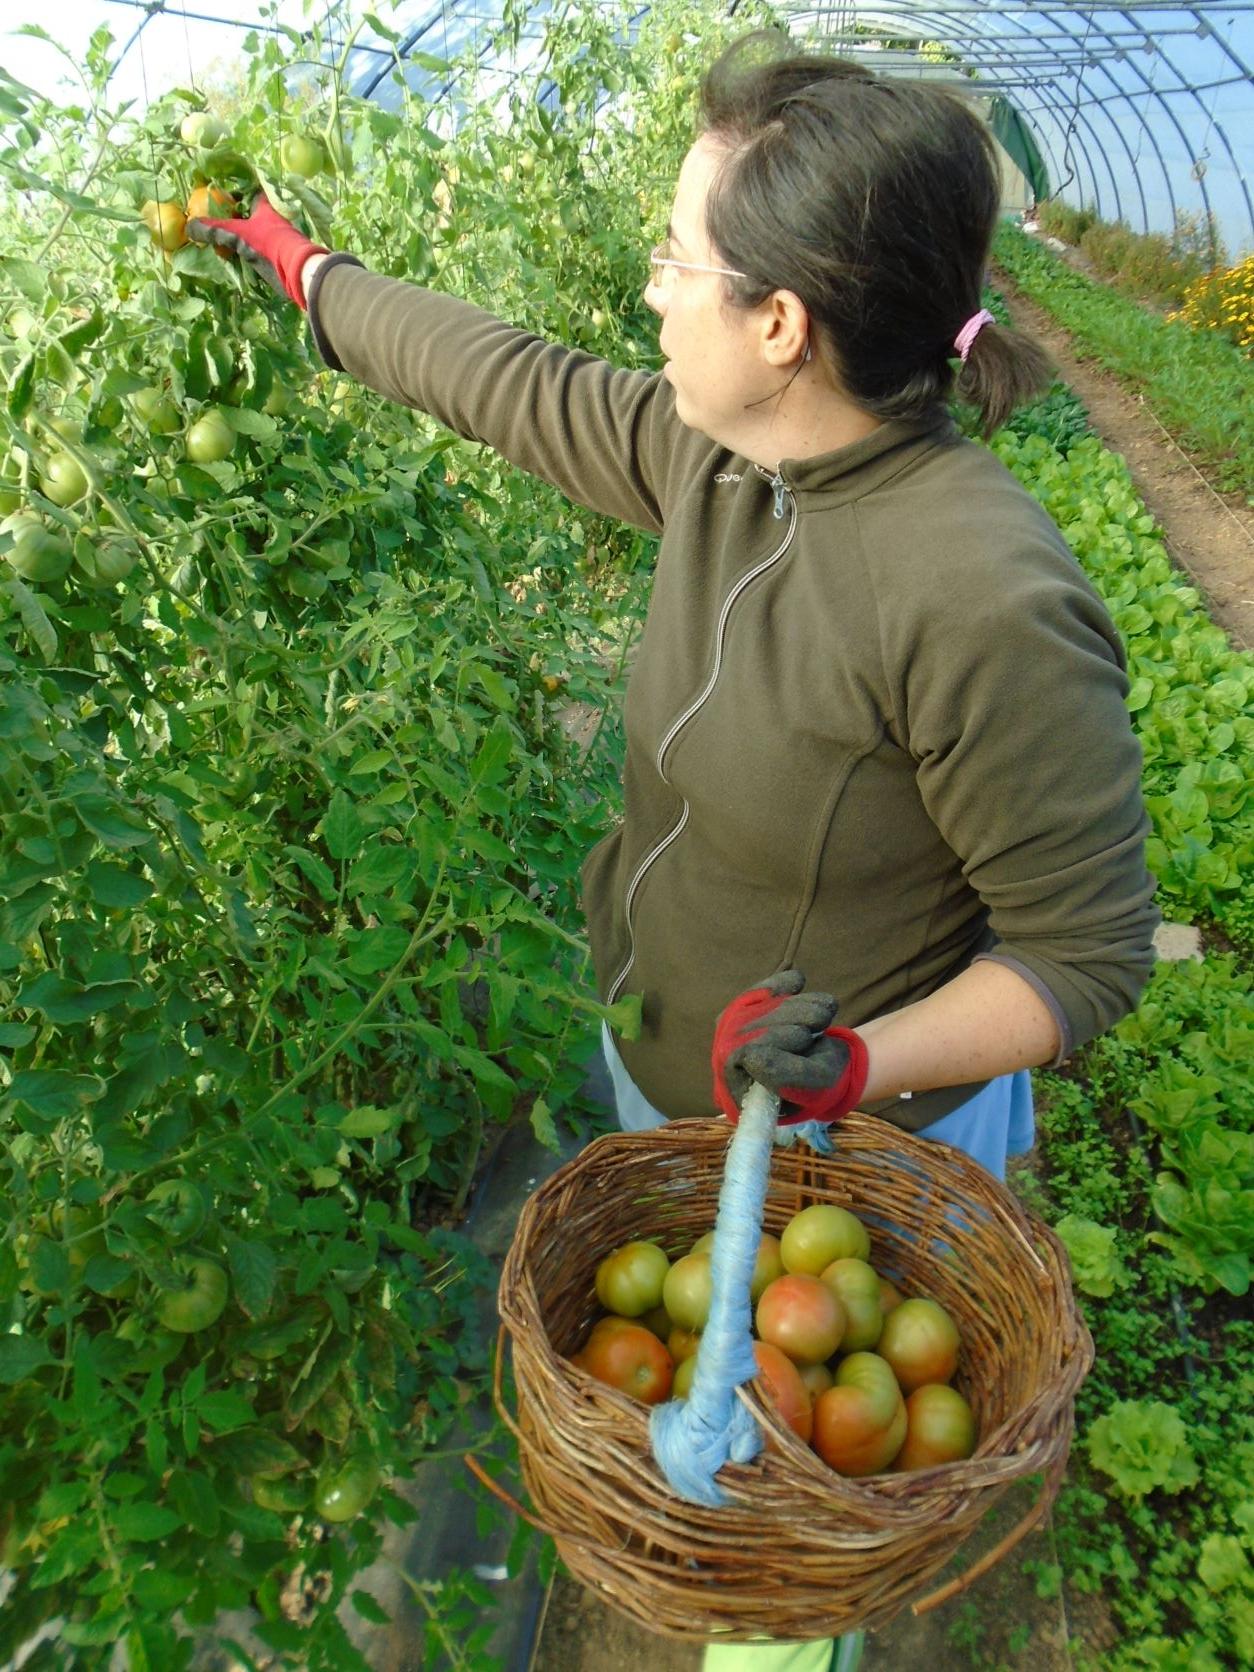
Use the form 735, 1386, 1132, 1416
955, 321, 1056, 439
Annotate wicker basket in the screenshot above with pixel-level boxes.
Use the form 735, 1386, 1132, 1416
474, 1113, 1092, 1643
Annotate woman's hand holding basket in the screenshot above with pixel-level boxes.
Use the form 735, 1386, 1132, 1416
712, 968, 869, 1129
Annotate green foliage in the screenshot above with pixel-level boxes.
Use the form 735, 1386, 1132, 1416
1034, 198, 1098, 247
998, 380, 1093, 452
994, 222, 1254, 496
1027, 954, 1254, 1670
988, 425, 1254, 948
0, 0, 763, 1661
1030, 199, 1226, 305
1086, 1399, 1200, 1497
1053, 1213, 1131, 1297
1103, 956, 1254, 1295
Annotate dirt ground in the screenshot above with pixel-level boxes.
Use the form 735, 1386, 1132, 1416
996, 268, 1254, 651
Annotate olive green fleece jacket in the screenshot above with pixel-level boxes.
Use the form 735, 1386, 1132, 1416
307, 258, 1161, 1131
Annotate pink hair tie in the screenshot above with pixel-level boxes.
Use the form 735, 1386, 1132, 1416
954, 308, 995, 363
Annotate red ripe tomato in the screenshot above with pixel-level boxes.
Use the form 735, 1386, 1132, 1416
585, 1315, 637, 1344
812, 1352, 907, 1476
578, 1321, 674, 1405
755, 1273, 845, 1366
751, 1341, 813, 1444
595, 1240, 670, 1317
662, 1250, 713, 1331
877, 1297, 961, 1393
894, 1384, 977, 1471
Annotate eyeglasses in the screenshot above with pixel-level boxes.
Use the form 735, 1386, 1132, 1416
648, 239, 747, 287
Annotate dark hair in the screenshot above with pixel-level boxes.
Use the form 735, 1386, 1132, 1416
696, 33, 1054, 437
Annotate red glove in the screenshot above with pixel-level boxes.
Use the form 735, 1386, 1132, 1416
185, 194, 330, 310
712, 969, 869, 1127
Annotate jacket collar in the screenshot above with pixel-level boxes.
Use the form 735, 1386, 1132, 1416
748, 412, 960, 509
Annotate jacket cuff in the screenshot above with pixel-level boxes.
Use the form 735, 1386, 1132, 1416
970, 951, 1073, 1067
305, 253, 367, 371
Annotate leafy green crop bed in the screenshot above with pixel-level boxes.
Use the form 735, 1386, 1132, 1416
1015, 956, 1253, 1670
982, 310, 1254, 1670
992, 222, 1254, 499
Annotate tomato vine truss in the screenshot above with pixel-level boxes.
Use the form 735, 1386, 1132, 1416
86, 1, 1254, 259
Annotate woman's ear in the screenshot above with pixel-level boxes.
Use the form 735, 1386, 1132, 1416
762, 288, 811, 367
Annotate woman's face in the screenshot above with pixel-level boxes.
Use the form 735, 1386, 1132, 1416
644, 136, 770, 444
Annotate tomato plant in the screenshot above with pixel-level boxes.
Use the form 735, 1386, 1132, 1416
0, 0, 767, 1663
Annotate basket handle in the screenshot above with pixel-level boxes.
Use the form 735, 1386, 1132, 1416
910, 1445, 1066, 1615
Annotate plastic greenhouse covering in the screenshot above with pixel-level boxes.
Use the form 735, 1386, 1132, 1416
5, 2, 1253, 259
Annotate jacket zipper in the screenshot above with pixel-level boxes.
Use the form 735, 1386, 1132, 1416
607, 469, 797, 1005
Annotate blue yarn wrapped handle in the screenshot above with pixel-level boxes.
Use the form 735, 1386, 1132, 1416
649, 1086, 830, 1506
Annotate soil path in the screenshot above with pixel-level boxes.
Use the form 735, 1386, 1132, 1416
996, 271, 1254, 651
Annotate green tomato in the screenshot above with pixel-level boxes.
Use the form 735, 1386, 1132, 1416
280, 133, 327, 178
133, 387, 180, 436
155, 1257, 228, 1332
144, 1179, 208, 1243
314, 1456, 380, 1523
6, 524, 72, 583
185, 409, 235, 464
74, 539, 138, 588
40, 451, 89, 506
180, 112, 225, 149
595, 1241, 670, 1317
6, 306, 36, 339
262, 379, 290, 417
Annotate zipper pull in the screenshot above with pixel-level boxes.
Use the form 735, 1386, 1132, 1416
771, 471, 788, 520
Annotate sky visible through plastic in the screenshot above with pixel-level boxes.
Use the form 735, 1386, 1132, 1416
4, 1, 1251, 258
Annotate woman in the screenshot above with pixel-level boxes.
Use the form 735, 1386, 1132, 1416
191, 31, 1159, 1670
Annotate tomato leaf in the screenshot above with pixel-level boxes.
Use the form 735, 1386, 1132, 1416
321, 789, 364, 861
18, 974, 143, 1022
3, 573, 57, 658
0, 1335, 54, 1384
223, 1235, 278, 1321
